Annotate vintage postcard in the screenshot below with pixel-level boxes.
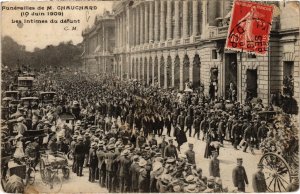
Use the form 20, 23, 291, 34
1, 0, 299, 193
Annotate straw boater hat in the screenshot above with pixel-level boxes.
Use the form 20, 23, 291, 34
138, 159, 147, 167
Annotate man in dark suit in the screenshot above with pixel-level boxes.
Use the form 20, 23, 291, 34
184, 113, 193, 137
119, 150, 132, 192
232, 158, 248, 192
96, 142, 106, 187
74, 136, 85, 176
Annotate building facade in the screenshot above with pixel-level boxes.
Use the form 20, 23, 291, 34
83, 0, 300, 106
82, 10, 115, 74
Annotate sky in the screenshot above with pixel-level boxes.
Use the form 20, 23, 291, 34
1, 1, 113, 51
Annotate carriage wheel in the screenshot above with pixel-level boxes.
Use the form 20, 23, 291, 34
50, 175, 62, 193
39, 160, 47, 183
26, 167, 35, 185
259, 153, 291, 192
67, 151, 73, 161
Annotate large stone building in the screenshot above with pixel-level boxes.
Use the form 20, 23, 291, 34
82, 0, 300, 105
82, 10, 115, 74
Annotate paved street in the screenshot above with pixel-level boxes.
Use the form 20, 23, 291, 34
24, 128, 262, 193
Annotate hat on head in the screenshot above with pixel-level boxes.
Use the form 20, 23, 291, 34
237, 158, 243, 161
166, 158, 175, 164
145, 146, 150, 151
184, 184, 199, 193
91, 142, 97, 148
25, 141, 31, 145
122, 149, 130, 156
173, 185, 182, 192
261, 121, 266, 124
34, 137, 39, 141
152, 162, 163, 172
185, 175, 196, 183
215, 177, 222, 185
17, 117, 24, 122
73, 101, 79, 105
161, 174, 172, 184
15, 134, 23, 140
208, 176, 215, 182
77, 136, 83, 141
138, 159, 147, 167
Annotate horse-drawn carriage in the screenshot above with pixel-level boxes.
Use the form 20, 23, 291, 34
39, 151, 70, 192
258, 112, 299, 192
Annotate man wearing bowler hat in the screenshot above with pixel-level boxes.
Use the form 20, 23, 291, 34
252, 163, 267, 192
232, 158, 248, 192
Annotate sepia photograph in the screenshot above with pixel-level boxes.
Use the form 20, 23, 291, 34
0, 0, 299, 193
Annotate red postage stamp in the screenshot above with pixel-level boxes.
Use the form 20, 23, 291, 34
225, 0, 274, 55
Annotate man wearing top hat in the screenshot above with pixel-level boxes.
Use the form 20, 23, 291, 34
252, 163, 267, 192
232, 158, 248, 192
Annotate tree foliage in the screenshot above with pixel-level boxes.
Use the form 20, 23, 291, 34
1, 36, 82, 70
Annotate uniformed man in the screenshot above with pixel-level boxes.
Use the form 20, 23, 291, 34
257, 121, 269, 145
252, 163, 267, 192
136, 130, 146, 148
232, 158, 248, 192
158, 135, 168, 158
164, 138, 178, 159
243, 122, 255, 154
149, 133, 158, 148
231, 119, 243, 150
119, 149, 132, 192
74, 136, 85, 176
185, 143, 196, 165
209, 151, 220, 178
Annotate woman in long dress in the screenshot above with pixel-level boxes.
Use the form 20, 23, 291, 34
13, 134, 25, 159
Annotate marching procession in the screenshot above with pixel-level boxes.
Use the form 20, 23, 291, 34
1, 68, 299, 193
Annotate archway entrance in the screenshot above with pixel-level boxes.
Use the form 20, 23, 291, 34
183, 54, 190, 90
160, 56, 165, 88
154, 56, 158, 84
246, 69, 258, 101
149, 57, 153, 85
174, 55, 180, 89
167, 56, 172, 88
192, 54, 200, 89
225, 53, 238, 99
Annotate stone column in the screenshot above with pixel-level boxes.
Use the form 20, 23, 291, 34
154, 0, 159, 42
115, 16, 118, 48
132, 10, 136, 46
140, 5, 144, 44
166, 0, 172, 40
160, 0, 166, 41
121, 16, 123, 47
182, 0, 189, 38
174, 1, 180, 39
145, 3, 149, 43
207, 0, 218, 26
192, 0, 199, 36
149, 2, 154, 42
136, 8, 140, 45
201, 0, 207, 39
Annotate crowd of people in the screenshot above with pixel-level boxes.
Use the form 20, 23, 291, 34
1, 69, 299, 192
